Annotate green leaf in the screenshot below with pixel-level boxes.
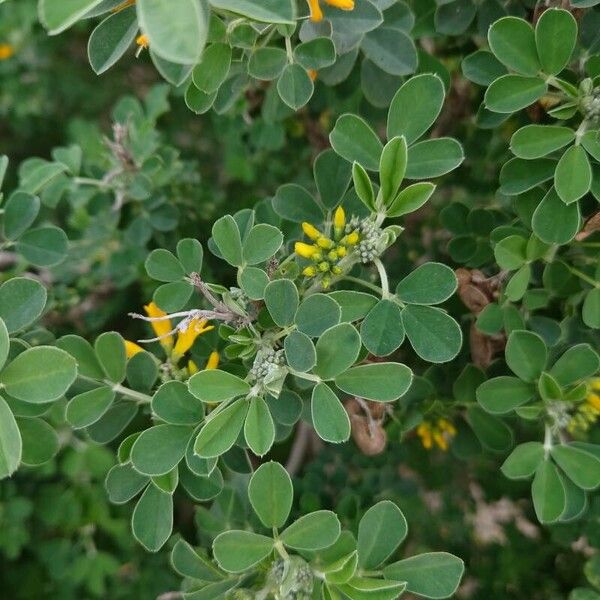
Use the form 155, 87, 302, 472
171, 539, 223, 581
330, 114, 383, 171
532, 187, 581, 244
314, 149, 352, 209
329, 291, 378, 323
66, 386, 115, 429
40, 0, 105, 34
0, 347, 77, 403
192, 43, 231, 93
244, 397, 275, 457
402, 305, 462, 363
56, 335, 104, 379
248, 47, 287, 80
137, 0, 208, 64
494, 235, 527, 270
185, 83, 216, 114
583, 288, 600, 329
0, 395, 22, 479
145, 248, 185, 282
360, 300, 404, 357
88, 6, 138, 74
248, 461, 293, 529
242, 224, 283, 265
15, 226, 68, 267
284, 331, 316, 373
535, 9, 577, 75
0, 319, 7, 372
277, 64, 314, 110
188, 369, 250, 403
499, 158, 555, 195
358, 500, 407, 569
352, 162, 375, 211
335, 362, 412, 402
551, 445, 600, 490
505, 330, 547, 382
532, 460, 566, 523
239, 267, 269, 301
466, 406, 513, 453
362, 26, 417, 76
405, 138, 464, 179
105, 464, 149, 504
384, 552, 465, 599
209, 0, 295, 23
510, 125, 575, 159
194, 398, 248, 458
550, 344, 600, 386
295, 293, 341, 338
153, 380, 204, 425
501, 442, 545, 480
17, 417, 59, 466
477, 376, 536, 414
311, 383, 350, 443
131, 424, 192, 476
387, 182, 436, 218
380, 136, 407, 206
294, 37, 336, 70
554, 145, 592, 204
281, 510, 341, 551
2, 191, 40, 241
264, 279, 299, 327
212, 215, 243, 266
387, 74, 445, 144
212, 531, 274, 573
272, 183, 323, 223
484, 75, 547, 113
462, 50, 507, 86
314, 323, 361, 380
488, 17, 540, 76
95, 331, 127, 383
132, 484, 173, 552
396, 262, 457, 305
0, 277, 47, 333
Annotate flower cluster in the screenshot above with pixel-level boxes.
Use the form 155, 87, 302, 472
267, 558, 314, 600
416, 418, 457, 451
125, 302, 218, 377
568, 378, 600, 434
306, 0, 354, 22
249, 347, 285, 384
294, 206, 359, 288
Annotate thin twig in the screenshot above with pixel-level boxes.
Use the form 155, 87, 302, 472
286, 421, 312, 476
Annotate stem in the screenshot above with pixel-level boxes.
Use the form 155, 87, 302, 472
111, 383, 152, 404
287, 368, 321, 383
285, 36, 293, 63
73, 177, 110, 188
568, 266, 599, 288
341, 275, 384, 295
285, 421, 311, 476
373, 258, 390, 299
543, 425, 553, 458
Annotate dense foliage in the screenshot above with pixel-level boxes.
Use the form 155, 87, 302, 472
0, 0, 599, 598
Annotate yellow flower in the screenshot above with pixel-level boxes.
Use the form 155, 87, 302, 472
416, 419, 456, 451
308, 69, 318, 81
124, 340, 144, 358
188, 360, 199, 375
173, 317, 214, 358
303, 265, 317, 277
295, 241, 321, 260
136, 34, 149, 49
334, 206, 346, 230
302, 222, 321, 241
205, 351, 220, 370
344, 231, 359, 246
144, 302, 173, 350
307, 0, 355, 22
0, 44, 14, 61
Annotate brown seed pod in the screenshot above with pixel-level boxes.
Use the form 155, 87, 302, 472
470, 323, 494, 369
576, 211, 600, 241
351, 415, 387, 456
